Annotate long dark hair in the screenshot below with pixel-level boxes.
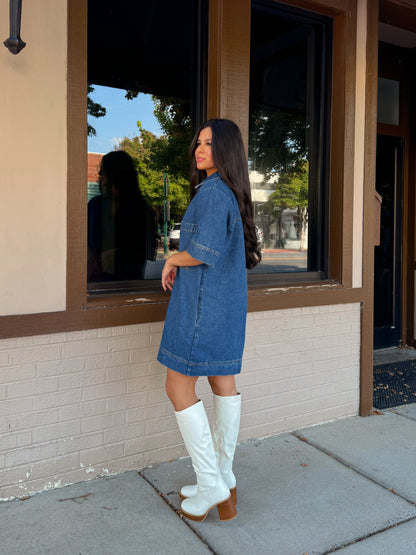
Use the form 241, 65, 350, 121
190, 119, 261, 269
101, 150, 143, 204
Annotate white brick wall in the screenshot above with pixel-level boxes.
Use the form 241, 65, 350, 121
0, 303, 360, 500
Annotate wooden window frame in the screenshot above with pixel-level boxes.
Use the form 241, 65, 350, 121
74, 0, 364, 317
1, 0, 368, 341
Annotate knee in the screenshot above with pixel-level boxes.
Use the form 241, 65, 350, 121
165, 369, 198, 411
208, 376, 237, 396
165, 375, 193, 410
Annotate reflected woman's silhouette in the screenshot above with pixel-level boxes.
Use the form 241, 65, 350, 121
88, 150, 155, 282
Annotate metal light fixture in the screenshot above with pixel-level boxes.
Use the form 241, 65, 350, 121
4, 0, 26, 54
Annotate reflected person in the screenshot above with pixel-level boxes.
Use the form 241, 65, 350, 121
88, 150, 154, 282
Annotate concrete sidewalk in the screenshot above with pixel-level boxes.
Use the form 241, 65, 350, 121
1, 404, 416, 555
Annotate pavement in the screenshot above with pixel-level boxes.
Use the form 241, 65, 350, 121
373, 345, 416, 365
1, 402, 416, 555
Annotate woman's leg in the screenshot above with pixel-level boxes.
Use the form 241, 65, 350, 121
208, 375, 241, 506
208, 375, 237, 396
181, 375, 241, 507
166, 369, 234, 521
165, 368, 199, 411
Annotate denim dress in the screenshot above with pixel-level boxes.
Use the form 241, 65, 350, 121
157, 172, 248, 376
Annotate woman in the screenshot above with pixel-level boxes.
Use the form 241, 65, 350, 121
157, 119, 261, 522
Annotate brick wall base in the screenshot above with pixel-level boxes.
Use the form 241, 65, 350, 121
0, 304, 360, 500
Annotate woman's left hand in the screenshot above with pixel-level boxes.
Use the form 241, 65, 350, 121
161, 259, 178, 291
161, 250, 203, 291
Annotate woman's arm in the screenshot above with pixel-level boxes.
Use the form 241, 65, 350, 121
161, 250, 202, 291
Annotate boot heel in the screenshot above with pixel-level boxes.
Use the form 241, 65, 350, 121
217, 495, 237, 521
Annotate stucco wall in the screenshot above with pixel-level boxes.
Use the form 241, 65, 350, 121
0, 0, 67, 316
0, 304, 360, 501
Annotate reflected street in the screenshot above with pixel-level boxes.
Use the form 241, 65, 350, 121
144, 249, 307, 279
249, 250, 307, 274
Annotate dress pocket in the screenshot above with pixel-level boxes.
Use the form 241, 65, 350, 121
181, 221, 198, 233
179, 220, 198, 251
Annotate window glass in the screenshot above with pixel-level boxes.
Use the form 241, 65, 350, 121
87, 0, 207, 293
377, 77, 400, 126
249, 1, 331, 276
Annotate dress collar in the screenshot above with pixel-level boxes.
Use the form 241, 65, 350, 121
195, 171, 220, 189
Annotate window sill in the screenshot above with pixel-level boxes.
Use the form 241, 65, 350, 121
248, 279, 342, 297
85, 276, 350, 312
86, 279, 169, 309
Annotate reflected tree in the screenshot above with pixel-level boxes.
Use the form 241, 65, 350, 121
87, 85, 106, 137
249, 108, 307, 177
263, 160, 308, 250
122, 93, 192, 220
89, 88, 193, 220
120, 124, 189, 220
249, 107, 309, 249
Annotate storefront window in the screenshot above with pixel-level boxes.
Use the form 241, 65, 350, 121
249, 1, 331, 277
87, 0, 207, 293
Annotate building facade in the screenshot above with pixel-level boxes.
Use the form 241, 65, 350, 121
0, 0, 415, 500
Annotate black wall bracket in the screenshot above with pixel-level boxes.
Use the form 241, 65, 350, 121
4, 0, 26, 54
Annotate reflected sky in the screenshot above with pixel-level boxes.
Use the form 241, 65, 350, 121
88, 85, 162, 154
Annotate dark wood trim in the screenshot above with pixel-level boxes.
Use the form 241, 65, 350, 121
341, 0, 357, 288
328, 2, 356, 287
360, 0, 379, 416
328, 11, 346, 283
377, 123, 406, 138
248, 285, 363, 311
207, 0, 251, 149
380, 0, 416, 34
0, 303, 169, 340
206, 0, 222, 119
0, 284, 365, 340
67, 0, 88, 312
277, 0, 348, 17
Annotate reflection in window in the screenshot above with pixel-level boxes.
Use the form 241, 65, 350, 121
87, 0, 207, 292
249, 1, 331, 276
377, 77, 400, 126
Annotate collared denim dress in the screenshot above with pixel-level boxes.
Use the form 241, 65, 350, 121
157, 172, 248, 376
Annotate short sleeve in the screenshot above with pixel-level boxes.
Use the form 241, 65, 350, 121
186, 186, 232, 267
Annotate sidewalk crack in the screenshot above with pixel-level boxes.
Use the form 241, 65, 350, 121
387, 408, 416, 423
290, 432, 416, 507
138, 471, 217, 554
320, 515, 416, 554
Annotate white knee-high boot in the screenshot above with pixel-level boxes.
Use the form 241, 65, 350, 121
180, 393, 241, 506
175, 400, 236, 521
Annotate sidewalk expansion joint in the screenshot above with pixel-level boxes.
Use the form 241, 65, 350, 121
137, 471, 217, 554
320, 515, 416, 554
290, 432, 416, 507
387, 408, 416, 423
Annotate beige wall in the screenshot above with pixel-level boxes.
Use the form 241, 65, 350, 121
0, 0, 67, 316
